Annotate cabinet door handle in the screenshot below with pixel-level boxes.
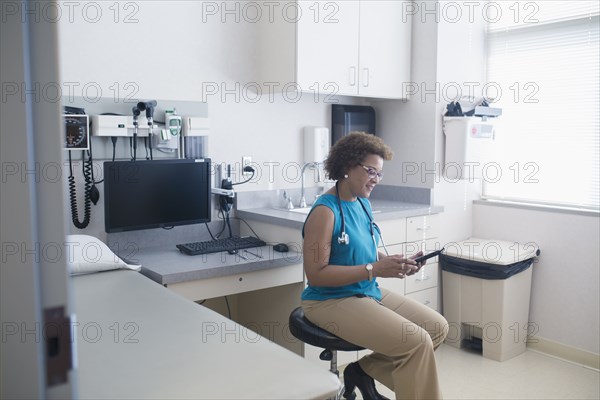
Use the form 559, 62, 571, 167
424, 300, 431, 306
362, 68, 369, 87
416, 276, 431, 282
416, 226, 432, 231
349, 67, 356, 86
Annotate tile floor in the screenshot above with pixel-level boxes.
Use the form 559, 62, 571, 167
348, 344, 599, 399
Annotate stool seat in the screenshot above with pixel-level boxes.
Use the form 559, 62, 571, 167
289, 307, 364, 352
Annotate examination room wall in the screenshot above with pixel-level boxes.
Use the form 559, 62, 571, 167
57, 1, 600, 364
474, 203, 600, 358
57, 1, 364, 192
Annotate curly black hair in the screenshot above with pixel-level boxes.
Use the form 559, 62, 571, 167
324, 132, 393, 181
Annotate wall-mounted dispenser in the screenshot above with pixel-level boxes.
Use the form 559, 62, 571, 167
303, 127, 330, 164
443, 117, 497, 180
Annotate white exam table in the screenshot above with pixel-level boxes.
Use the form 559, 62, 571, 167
73, 270, 339, 399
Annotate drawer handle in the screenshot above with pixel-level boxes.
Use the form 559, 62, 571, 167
416, 276, 431, 282
424, 300, 431, 306
416, 226, 432, 231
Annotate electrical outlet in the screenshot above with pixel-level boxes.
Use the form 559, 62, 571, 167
242, 156, 252, 176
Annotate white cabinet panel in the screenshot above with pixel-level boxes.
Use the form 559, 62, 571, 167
376, 218, 407, 246
405, 263, 439, 294
403, 217, 441, 312
358, 0, 412, 98
406, 214, 440, 243
406, 287, 439, 311
168, 264, 304, 300
260, 0, 411, 99
296, 1, 359, 95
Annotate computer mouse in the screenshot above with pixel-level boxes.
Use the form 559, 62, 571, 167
228, 249, 238, 255
273, 243, 289, 253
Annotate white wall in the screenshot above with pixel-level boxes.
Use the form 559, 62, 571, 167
473, 204, 600, 355
373, 11, 438, 189
57, 1, 362, 191
56, 1, 599, 355
375, 4, 486, 246
433, 3, 487, 248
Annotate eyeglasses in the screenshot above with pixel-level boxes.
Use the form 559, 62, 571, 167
359, 164, 384, 181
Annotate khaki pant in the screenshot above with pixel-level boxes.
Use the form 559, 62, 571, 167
302, 287, 449, 399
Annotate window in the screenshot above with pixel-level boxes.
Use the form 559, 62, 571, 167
484, 1, 599, 211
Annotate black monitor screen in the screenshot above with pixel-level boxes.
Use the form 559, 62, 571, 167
104, 159, 211, 233
331, 104, 376, 145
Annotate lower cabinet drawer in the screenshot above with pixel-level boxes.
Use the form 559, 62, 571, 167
405, 263, 439, 294
406, 214, 440, 243
405, 287, 438, 311
167, 263, 304, 300
376, 218, 407, 246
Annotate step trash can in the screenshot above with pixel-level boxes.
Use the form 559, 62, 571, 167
440, 238, 540, 361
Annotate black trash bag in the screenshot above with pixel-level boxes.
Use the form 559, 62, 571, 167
440, 254, 534, 280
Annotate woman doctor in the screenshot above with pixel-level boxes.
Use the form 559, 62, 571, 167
301, 132, 448, 400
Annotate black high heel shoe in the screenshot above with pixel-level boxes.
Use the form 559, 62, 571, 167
342, 362, 390, 400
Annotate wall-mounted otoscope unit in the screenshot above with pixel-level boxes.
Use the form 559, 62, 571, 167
90, 102, 209, 160
133, 100, 157, 160
131, 105, 141, 161
138, 100, 157, 131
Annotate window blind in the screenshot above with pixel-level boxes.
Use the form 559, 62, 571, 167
484, 1, 599, 211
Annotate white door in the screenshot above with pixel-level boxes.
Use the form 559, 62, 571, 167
296, 0, 360, 96
358, 0, 412, 98
1, 1, 76, 398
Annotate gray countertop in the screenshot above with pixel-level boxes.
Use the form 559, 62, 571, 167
137, 200, 441, 285
237, 200, 443, 230
137, 245, 301, 285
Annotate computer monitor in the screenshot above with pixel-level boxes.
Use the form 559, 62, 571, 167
331, 104, 376, 145
103, 159, 211, 233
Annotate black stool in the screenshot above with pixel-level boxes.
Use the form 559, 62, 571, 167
289, 307, 365, 399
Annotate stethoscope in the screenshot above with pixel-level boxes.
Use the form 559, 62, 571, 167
335, 182, 389, 260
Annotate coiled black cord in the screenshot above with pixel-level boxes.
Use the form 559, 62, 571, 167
69, 151, 92, 229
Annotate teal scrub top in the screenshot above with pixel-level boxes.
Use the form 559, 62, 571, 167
301, 194, 382, 301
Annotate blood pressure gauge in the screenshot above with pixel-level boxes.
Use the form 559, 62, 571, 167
63, 114, 89, 150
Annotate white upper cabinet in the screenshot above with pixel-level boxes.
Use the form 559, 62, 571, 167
358, 1, 412, 98
296, 1, 360, 96
259, 1, 412, 99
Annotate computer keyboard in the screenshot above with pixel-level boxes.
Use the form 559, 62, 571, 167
176, 236, 267, 256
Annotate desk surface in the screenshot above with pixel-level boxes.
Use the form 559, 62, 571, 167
74, 270, 338, 399
136, 245, 301, 285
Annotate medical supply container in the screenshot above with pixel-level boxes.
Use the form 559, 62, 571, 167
443, 117, 497, 180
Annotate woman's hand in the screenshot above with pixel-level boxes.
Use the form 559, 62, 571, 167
406, 251, 426, 276
373, 254, 420, 279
